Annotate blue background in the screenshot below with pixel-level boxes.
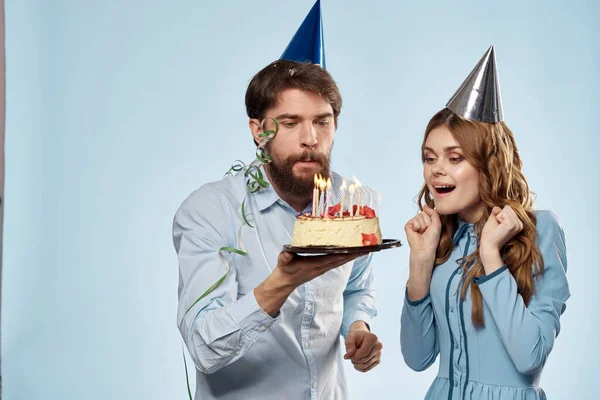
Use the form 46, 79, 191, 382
3, 0, 598, 398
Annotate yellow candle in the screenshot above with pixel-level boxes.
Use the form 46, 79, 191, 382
318, 175, 325, 217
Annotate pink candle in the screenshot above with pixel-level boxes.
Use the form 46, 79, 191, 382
318, 175, 325, 217
312, 174, 318, 217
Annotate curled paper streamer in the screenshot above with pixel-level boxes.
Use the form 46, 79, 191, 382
182, 119, 280, 397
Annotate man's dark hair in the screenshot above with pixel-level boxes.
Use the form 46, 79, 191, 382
245, 60, 342, 145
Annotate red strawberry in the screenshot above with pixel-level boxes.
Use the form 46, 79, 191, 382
327, 203, 341, 217
361, 233, 378, 246
362, 205, 376, 218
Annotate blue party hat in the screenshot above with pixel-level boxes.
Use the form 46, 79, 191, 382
280, 0, 326, 68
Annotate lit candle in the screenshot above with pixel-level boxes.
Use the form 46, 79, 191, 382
312, 174, 318, 217
353, 176, 363, 216
318, 175, 325, 217
339, 179, 347, 218
348, 184, 356, 217
325, 178, 332, 217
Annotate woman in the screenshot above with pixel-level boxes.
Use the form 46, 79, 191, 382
400, 46, 570, 399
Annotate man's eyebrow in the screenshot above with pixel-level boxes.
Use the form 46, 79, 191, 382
275, 113, 299, 120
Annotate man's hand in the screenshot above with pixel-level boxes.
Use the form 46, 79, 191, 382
344, 321, 383, 373
276, 251, 365, 288
255, 251, 365, 317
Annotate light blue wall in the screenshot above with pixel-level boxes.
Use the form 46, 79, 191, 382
3, 1, 598, 398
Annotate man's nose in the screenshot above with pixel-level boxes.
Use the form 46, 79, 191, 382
300, 122, 318, 150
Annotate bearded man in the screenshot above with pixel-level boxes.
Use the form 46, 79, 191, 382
173, 55, 383, 400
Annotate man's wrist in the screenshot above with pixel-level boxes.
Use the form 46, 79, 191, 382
349, 320, 370, 333
254, 270, 296, 317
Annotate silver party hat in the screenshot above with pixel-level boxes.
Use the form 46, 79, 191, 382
446, 45, 504, 123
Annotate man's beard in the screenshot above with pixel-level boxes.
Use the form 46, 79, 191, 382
264, 142, 331, 200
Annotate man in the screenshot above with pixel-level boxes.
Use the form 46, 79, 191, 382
173, 2, 382, 399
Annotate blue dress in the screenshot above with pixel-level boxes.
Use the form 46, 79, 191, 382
401, 210, 570, 399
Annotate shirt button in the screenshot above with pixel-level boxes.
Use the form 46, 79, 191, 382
454, 343, 458, 349
304, 342, 308, 349
259, 325, 266, 331
236, 350, 241, 355
312, 382, 317, 389
454, 380, 458, 387
306, 304, 313, 311
457, 269, 463, 275
450, 306, 454, 313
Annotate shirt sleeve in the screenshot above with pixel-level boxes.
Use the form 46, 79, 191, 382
474, 210, 570, 375
400, 289, 440, 371
173, 187, 278, 374
341, 253, 378, 337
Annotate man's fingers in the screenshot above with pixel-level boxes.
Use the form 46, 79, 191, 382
352, 349, 380, 366
278, 251, 294, 266
353, 355, 381, 373
352, 334, 378, 359
352, 341, 383, 363
352, 353, 380, 369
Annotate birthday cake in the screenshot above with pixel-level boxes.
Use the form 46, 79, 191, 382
291, 204, 383, 247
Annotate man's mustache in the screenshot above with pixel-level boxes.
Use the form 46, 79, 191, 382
286, 150, 328, 166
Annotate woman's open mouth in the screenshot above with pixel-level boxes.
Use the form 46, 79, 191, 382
433, 185, 456, 197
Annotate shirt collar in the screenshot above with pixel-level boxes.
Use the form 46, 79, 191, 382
453, 217, 475, 246
252, 166, 281, 212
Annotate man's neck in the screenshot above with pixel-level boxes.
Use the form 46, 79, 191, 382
264, 168, 311, 213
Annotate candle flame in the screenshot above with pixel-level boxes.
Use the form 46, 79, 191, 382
316, 176, 325, 190
349, 183, 356, 193
326, 177, 332, 189
352, 175, 362, 188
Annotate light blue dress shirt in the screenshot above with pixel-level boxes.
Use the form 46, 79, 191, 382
401, 210, 570, 399
173, 167, 379, 400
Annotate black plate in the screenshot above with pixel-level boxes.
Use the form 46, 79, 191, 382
282, 239, 402, 255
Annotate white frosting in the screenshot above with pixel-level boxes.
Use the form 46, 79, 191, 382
291, 215, 382, 247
